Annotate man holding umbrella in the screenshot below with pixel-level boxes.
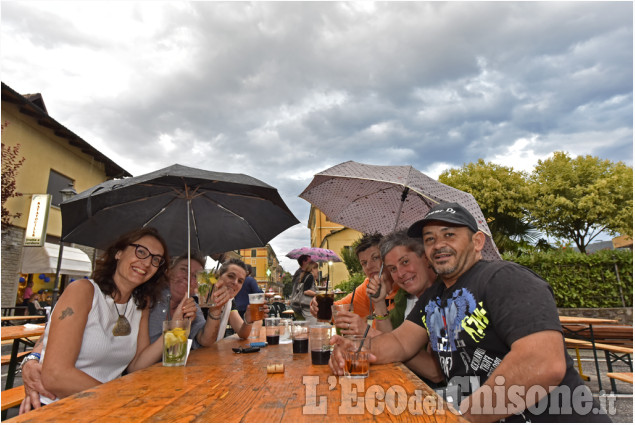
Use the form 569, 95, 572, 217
330, 202, 608, 422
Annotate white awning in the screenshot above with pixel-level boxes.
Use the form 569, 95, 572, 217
21, 243, 93, 276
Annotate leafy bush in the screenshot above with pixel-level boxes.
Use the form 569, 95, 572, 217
334, 273, 365, 301
503, 249, 633, 308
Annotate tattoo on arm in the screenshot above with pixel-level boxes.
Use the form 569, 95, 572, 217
59, 307, 74, 320
34, 339, 43, 349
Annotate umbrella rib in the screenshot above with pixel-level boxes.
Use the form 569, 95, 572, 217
200, 194, 267, 245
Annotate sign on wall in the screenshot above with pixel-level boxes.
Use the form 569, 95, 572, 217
24, 194, 52, 246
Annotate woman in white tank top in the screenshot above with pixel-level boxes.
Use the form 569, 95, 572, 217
33, 228, 177, 406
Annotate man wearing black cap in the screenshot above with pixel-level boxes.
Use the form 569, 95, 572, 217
329, 202, 609, 422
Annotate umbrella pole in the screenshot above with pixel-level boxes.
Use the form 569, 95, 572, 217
187, 199, 191, 299
392, 187, 410, 232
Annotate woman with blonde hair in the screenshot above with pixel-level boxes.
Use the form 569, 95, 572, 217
298, 261, 318, 325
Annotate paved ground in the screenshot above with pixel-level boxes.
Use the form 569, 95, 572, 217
2, 344, 632, 422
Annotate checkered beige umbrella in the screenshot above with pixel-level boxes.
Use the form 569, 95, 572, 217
299, 160, 501, 261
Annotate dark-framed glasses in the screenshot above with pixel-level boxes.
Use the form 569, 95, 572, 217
129, 244, 165, 267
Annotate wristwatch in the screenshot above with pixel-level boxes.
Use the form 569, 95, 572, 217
20, 352, 41, 368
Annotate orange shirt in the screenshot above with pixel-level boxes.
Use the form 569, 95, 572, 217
335, 278, 398, 320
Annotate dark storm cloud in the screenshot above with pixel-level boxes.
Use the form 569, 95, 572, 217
1, 1, 631, 270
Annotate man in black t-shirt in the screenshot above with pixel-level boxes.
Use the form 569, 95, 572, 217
329, 202, 610, 423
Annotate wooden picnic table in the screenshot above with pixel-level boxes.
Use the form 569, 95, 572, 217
1, 307, 27, 317
559, 316, 618, 392
1, 324, 46, 390
7, 330, 464, 423
1, 315, 46, 324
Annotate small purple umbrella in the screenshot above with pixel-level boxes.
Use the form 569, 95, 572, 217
286, 247, 342, 263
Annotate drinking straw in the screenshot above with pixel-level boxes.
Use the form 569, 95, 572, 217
166, 293, 172, 321
356, 323, 371, 353
348, 287, 356, 312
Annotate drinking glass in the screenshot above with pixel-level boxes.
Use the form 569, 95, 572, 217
196, 269, 217, 308
315, 291, 334, 322
291, 320, 309, 354
344, 336, 371, 378
162, 319, 190, 367
279, 318, 292, 343
248, 293, 266, 322
265, 317, 280, 345
331, 303, 351, 335
309, 324, 332, 365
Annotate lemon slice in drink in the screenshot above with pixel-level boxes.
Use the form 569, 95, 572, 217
171, 327, 188, 343
164, 331, 180, 348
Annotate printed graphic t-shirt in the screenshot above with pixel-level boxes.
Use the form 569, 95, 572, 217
406, 260, 608, 423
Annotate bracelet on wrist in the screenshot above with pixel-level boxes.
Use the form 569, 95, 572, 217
208, 311, 221, 320
243, 317, 253, 326
374, 313, 389, 321
20, 352, 41, 368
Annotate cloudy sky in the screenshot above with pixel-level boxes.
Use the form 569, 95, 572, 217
1, 1, 632, 272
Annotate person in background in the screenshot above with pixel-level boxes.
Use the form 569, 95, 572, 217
27, 293, 46, 316
234, 264, 263, 319
297, 261, 319, 325
19, 227, 172, 412
22, 281, 34, 306
37, 290, 50, 307
289, 254, 311, 318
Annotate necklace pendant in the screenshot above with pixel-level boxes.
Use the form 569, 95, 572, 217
113, 315, 131, 336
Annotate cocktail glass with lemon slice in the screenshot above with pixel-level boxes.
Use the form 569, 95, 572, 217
196, 269, 217, 308
162, 319, 191, 366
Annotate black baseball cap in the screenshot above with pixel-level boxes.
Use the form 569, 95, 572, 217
407, 202, 479, 237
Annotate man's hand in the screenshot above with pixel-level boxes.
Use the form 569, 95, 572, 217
19, 360, 56, 414
211, 285, 232, 309
328, 334, 377, 376
173, 296, 198, 321
309, 296, 318, 318
366, 274, 387, 300
333, 311, 367, 336
244, 303, 269, 324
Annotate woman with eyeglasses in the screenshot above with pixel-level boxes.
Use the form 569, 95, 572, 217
20, 227, 172, 410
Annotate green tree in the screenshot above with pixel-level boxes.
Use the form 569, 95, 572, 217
526, 152, 633, 253
438, 159, 542, 253
1, 121, 26, 229
340, 245, 361, 275
281, 271, 293, 298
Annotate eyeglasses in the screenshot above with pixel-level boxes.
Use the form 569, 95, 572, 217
129, 244, 165, 268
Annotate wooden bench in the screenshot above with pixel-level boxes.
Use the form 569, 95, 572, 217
1, 385, 25, 420
566, 338, 633, 392
0, 351, 30, 366
606, 372, 633, 384
563, 325, 633, 348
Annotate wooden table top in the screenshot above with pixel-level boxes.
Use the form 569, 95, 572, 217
7, 332, 464, 423
1, 315, 46, 322
559, 316, 618, 325
1, 324, 45, 341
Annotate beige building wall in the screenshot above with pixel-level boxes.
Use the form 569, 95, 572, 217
238, 245, 281, 291
2, 104, 113, 238
307, 206, 362, 287
1, 83, 129, 306
319, 227, 362, 287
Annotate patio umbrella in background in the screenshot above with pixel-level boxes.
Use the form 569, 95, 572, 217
286, 247, 342, 263
299, 160, 501, 261
286, 247, 342, 286
60, 164, 299, 297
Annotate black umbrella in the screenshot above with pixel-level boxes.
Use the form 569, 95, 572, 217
59, 164, 299, 296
